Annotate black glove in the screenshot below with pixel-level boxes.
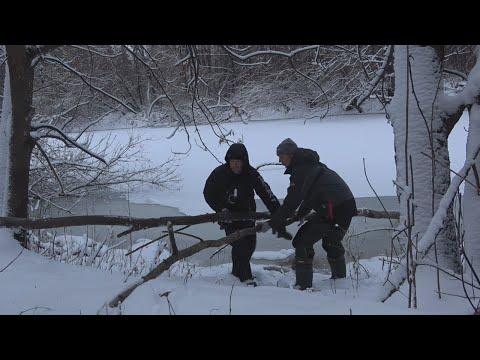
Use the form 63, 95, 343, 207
268, 207, 290, 230
272, 225, 293, 240
256, 221, 271, 233
295, 202, 312, 220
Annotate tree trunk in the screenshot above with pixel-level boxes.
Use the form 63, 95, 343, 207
463, 103, 480, 278
4, 45, 35, 245
388, 45, 460, 272
0, 62, 11, 216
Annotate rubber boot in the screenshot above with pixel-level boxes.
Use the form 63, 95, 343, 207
328, 256, 346, 279
232, 258, 253, 282
294, 258, 313, 290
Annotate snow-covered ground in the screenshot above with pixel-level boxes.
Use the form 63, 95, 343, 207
0, 226, 473, 315
0, 112, 474, 314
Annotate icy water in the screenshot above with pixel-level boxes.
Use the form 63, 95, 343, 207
38, 194, 399, 273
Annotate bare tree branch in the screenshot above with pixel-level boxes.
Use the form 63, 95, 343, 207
0, 247, 24, 272
31, 123, 107, 164
363, 158, 395, 227
68, 45, 123, 58
34, 141, 66, 195
27, 45, 63, 65
74, 107, 119, 140
256, 162, 282, 170
147, 95, 167, 117
42, 55, 138, 114
222, 45, 320, 61
354, 45, 393, 110
443, 68, 468, 81
421, 151, 480, 192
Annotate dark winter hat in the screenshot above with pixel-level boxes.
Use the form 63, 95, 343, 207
225, 143, 249, 163
276, 138, 298, 156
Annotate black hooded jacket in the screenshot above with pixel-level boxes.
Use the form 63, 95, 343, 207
203, 143, 280, 215
269, 148, 357, 228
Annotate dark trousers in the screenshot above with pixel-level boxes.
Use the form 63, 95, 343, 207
293, 216, 351, 261
225, 221, 256, 282
292, 198, 356, 287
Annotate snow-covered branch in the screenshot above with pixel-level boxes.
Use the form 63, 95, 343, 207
27, 45, 63, 66
74, 107, 119, 140
379, 142, 480, 302
68, 45, 123, 58
34, 141, 66, 195
443, 68, 468, 81
256, 162, 282, 170
353, 45, 393, 110
31, 123, 107, 164
147, 95, 167, 117
222, 45, 320, 60
440, 49, 480, 115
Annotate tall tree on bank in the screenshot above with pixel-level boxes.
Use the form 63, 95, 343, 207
387, 45, 463, 274
0, 46, 48, 244
448, 46, 480, 279
381, 45, 480, 306
0, 45, 180, 246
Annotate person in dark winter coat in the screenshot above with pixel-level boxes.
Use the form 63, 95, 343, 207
203, 143, 287, 286
263, 138, 357, 290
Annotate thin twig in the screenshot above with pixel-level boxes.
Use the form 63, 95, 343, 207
0, 247, 24, 272
363, 158, 394, 227
172, 231, 204, 242
210, 244, 229, 259
19, 306, 52, 315
434, 290, 480, 300
34, 141, 66, 195
125, 225, 191, 257
416, 261, 480, 290
472, 164, 480, 195
229, 281, 235, 315
420, 151, 480, 192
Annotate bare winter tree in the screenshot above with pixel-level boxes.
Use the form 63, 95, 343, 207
0, 45, 49, 244
0, 45, 183, 245
28, 131, 180, 211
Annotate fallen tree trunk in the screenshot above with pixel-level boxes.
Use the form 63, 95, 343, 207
0, 211, 272, 232
0, 208, 399, 234
356, 208, 399, 219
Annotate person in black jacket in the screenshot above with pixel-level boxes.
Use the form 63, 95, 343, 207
203, 143, 288, 286
264, 138, 357, 290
